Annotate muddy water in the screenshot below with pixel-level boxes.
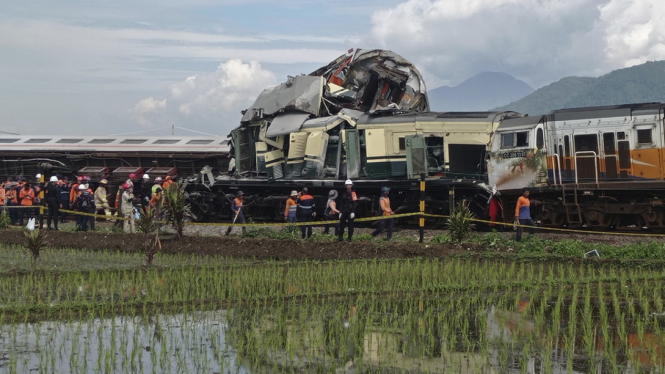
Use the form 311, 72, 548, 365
2, 299, 664, 374
0, 311, 246, 374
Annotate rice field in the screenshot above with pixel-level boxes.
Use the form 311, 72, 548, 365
2, 244, 665, 373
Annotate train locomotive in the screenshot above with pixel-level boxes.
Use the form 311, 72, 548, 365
489, 103, 665, 230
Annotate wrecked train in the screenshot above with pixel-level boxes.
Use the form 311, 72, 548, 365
185, 49, 523, 222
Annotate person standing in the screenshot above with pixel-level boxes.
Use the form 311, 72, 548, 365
338, 180, 358, 242
59, 177, 71, 223
6, 182, 18, 225
371, 187, 395, 240
225, 191, 246, 236
138, 174, 151, 209
515, 187, 536, 242
152, 177, 163, 195
74, 184, 95, 231
323, 190, 340, 235
19, 180, 36, 226
162, 175, 175, 191
297, 187, 316, 239
284, 191, 298, 223
45, 176, 61, 230
121, 183, 136, 233
95, 179, 112, 220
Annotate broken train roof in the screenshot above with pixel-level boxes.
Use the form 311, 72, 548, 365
240, 49, 429, 124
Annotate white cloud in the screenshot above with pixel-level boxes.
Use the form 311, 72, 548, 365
368, 0, 665, 88
131, 59, 276, 134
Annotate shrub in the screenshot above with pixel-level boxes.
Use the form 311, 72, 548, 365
447, 200, 475, 244
0, 210, 11, 230
136, 207, 161, 266
23, 229, 47, 261
164, 187, 190, 239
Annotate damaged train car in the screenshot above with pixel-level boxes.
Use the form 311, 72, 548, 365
185, 49, 523, 222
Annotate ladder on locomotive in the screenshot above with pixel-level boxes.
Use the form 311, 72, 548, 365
562, 185, 583, 225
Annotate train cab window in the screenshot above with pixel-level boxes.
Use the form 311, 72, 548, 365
398, 137, 406, 151
603, 133, 616, 154
425, 137, 444, 170
637, 128, 653, 144
617, 132, 625, 140
515, 132, 529, 147
501, 133, 514, 148
536, 128, 544, 149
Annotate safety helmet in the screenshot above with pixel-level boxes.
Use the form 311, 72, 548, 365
142, 174, 149, 179
128, 173, 136, 179
83, 175, 91, 181
36, 174, 42, 180
290, 190, 298, 197
123, 182, 131, 190
328, 190, 338, 199
100, 179, 108, 185
78, 184, 86, 190
237, 190, 244, 196
381, 187, 390, 194
165, 175, 172, 181
155, 176, 163, 182
76, 176, 83, 182
345, 179, 353, 185
49, 176, 58, 182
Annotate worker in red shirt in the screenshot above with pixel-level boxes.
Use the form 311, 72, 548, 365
515, 187, 536, 242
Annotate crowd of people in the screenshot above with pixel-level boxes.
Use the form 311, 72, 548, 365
1, 172, 536, 242
0, 173, 176, 233
225, 179, 396, 242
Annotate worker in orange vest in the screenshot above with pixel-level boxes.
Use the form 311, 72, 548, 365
162, 175, 175, 191
225, 191, 246, 236
19, 180, 36, 226
371, 187, 395, 240
5, 182, 18, 225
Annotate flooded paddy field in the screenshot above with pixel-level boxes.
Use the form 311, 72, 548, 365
3, 236, 665, 373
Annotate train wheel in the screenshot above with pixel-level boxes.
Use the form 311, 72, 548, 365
537, 206, 564, 227
583, 210, 611, 230
642, 210, 665, 231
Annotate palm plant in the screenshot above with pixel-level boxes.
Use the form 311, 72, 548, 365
23, 229, 47, 261
137, 207, 161, 266
164, 186, 190, 239
447, 200, 475, 244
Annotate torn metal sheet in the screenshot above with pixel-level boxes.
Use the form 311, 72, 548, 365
265, 113, 311, 137
241, 76, 324, 123
300, 109, 364, 131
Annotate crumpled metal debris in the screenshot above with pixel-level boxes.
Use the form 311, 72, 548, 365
240, 49, 428, 123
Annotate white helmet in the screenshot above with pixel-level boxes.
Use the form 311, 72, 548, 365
78, 184, 86, 190
49, 176, 58, 182
142, 174, 149, 179
36, 174, 42, 180
345, 179, 353, 185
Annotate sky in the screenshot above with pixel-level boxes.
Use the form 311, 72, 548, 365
1, 0, 664, 136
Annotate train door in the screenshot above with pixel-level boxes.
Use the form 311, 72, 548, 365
405, 134, 428, 179
573, 134, 599, 183
602, 132, 618, 179
564, 135, 572, 180
632, 124, 661, 179
617, 131, 632, 178
345, 129, 361, 179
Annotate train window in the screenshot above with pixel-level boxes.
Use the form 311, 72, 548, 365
153, 139, 179, 144
399, 137, 406, 150
25, 139, 51, 143
637, 129, 653, 144
515, 131, 529, 147
564, 135, 570, 157
603, 133, 615, 154
187, 140, 214, 145
617, 132, 625, 140
121, 139, 147, 144
536, 128, 544, 149
0, 139, 19, 143
56, 139, 83, 144
501, 133, 514, 148
89, 139, 114, 144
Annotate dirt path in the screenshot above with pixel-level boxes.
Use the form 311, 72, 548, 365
0, 230, 472, 260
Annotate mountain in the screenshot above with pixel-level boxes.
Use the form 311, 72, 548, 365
427, 72, 534, 112
495, 60, 665, 115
